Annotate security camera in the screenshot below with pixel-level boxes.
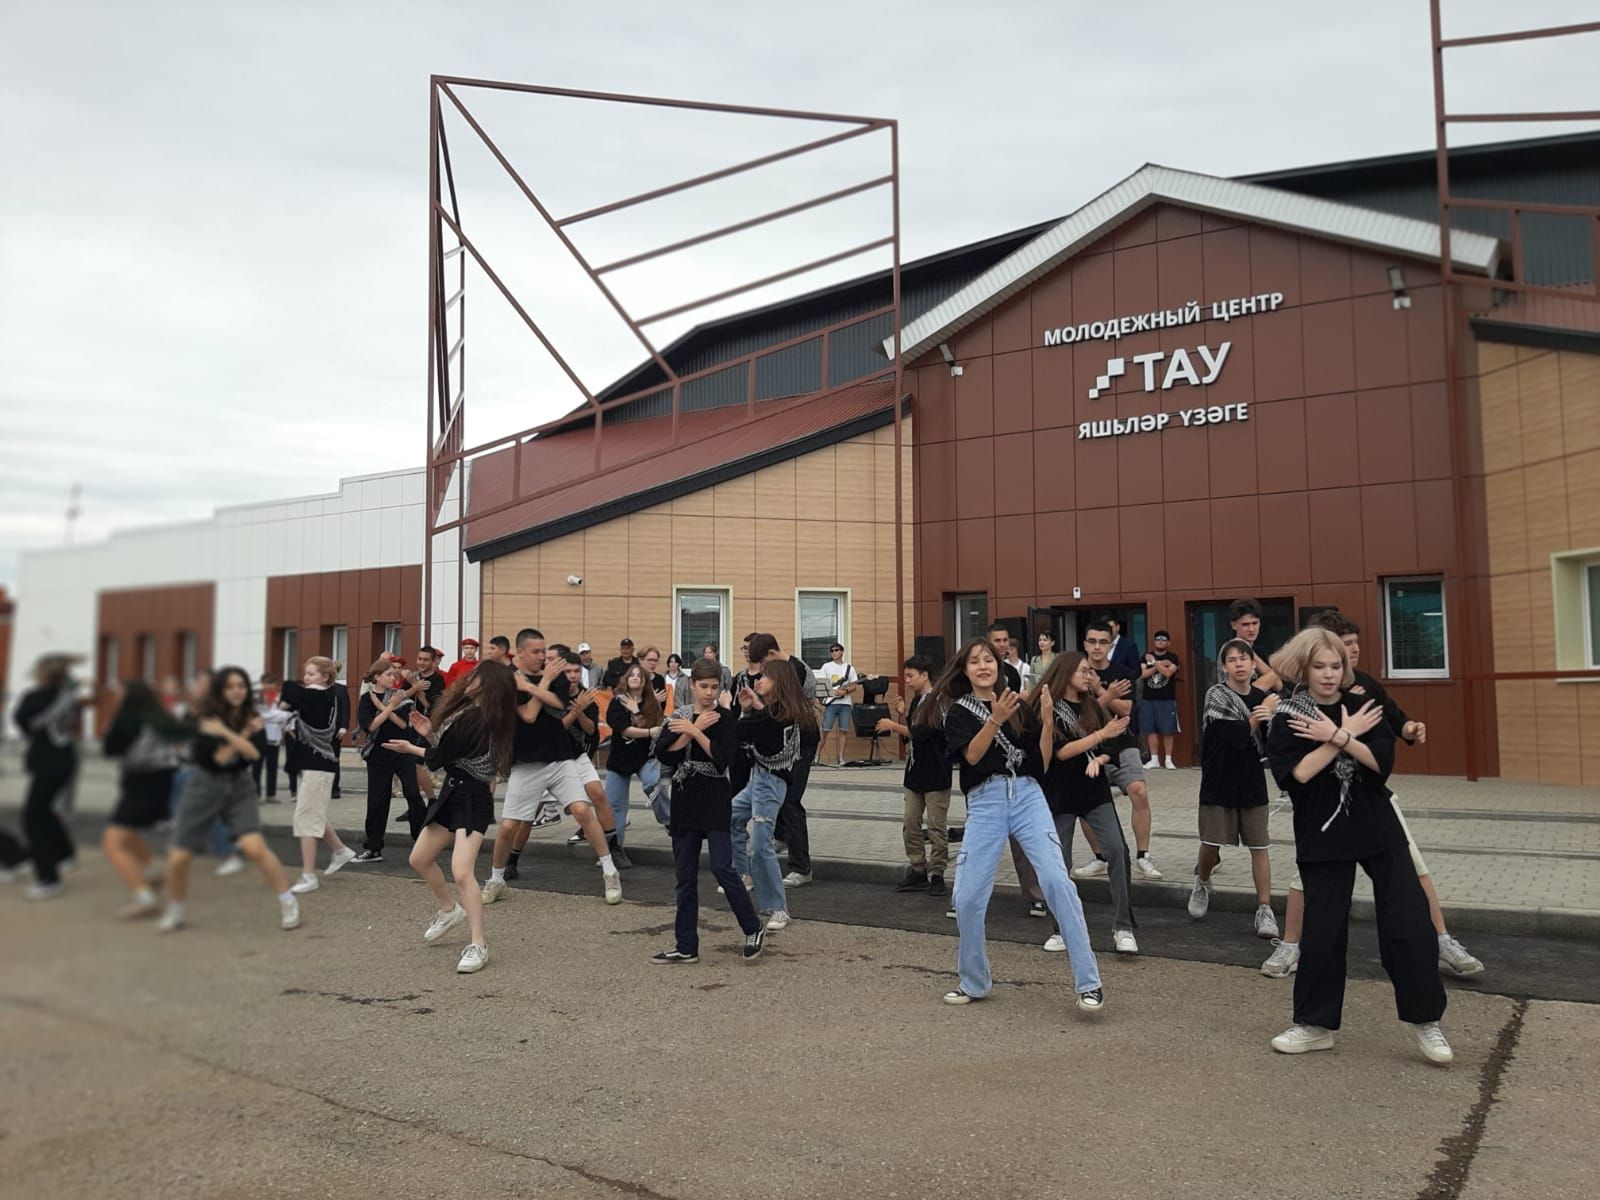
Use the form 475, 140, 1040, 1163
566, 574, 583, 586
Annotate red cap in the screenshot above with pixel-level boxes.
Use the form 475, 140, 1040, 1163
460, 637, 480, 648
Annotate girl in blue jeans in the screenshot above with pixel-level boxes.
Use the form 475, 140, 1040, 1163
926, 637, 1104, 1012
731, 657, 818, 933
604, 663, 664, 847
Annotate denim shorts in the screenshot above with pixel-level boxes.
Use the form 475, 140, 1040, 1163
821, 705, 852, 732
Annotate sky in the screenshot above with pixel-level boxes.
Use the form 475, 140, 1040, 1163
2, 0, 1595, 589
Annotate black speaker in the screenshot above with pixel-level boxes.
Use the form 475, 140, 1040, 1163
852, 703, 889, 738
914, 635, 946, 673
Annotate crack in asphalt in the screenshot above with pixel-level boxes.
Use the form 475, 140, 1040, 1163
1416, 997, 1528, 1200
0, 992, 681, 1200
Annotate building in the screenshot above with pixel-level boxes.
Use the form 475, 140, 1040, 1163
11, 133, 1599, 782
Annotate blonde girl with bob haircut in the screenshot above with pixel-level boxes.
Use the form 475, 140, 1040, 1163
1263, 628, 1451, 1064
277, 656, 357, 892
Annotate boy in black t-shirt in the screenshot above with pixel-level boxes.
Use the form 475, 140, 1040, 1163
1137, 631, 1181, 769
1075, 621, 1159, 879
876, 655, 952, 897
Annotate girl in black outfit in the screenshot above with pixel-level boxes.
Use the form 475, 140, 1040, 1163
278, 656, 357, 892
160, 667, 299, 933
102, 680, 186, 917
1035, 653, 1137, 954
385, 663, 517, 974
605, 662, 665, 845
1264, 628, 1451, 1064
731, 658, 816, 932
353, 659, 426, 862
651, 658, 765, 964
12, 654, 87, 899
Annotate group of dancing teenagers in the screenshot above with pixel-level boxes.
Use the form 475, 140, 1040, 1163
16, 603, 1475, 1060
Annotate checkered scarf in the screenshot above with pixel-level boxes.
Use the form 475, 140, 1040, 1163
1273, 687, 1355, 831
957, 693, 1022, 776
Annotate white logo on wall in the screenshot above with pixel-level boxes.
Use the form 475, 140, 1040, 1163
1087, 343, 1230, 399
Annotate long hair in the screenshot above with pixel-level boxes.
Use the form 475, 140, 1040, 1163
1269, 628, 1353, 691
616, 661, 662, 727
759, 658, 818, 734
195, 666, 255, 731
429, 662, 518, 777
1030, 651, 1106, 744
917, 637, 1022, 732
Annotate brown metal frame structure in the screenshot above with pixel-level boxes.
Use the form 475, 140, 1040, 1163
422, 77, 905, 671
1430, 8, 1600, 779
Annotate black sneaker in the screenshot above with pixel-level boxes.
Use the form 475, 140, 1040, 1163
651, 948, 699, 965
1028, 901, 1048, 918
742, 928, 766, 961
351, 850, 383, 864
773, 839, 788, 856
608, 842, 632, 871
896, 868, 930, 893
331, 789, 342, 799
928, 873, 947, 898
531, 803, 563, 829
947, 825, 965, 844
1076, 987, 1106, 1013
566, 831, 584, 847
504, 859, 520, 882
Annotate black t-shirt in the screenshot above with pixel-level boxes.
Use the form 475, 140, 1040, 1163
1093, 664, 1139, 753
191, 724, 267, 774
1041, 700, 1114, 818
1350, 669, 1414, 743
605, 695, 656, 777
512, 670, 573, 764
903, 693, 952, 794
279, 681, 342, 774
1141, 652, 1179, 701
1266, 694, 1401, 863
655, 705, 738, 834
601, 656, 637, 689
567, 695, 600, 761
944, 698, 1045, 795
1199, 685, 1269, 808
14, 685, 78, 772
413, 671, 446, 715
358, 689, 419, 761
999, 661, 1023, 693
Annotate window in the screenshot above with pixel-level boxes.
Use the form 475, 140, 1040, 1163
280, 628, 300, 680
797, 590, 848, 668
674, 588, 728, 662
1383, 576, 1448, 679
100, 635, 119, 688
138, 634, 158, 682
1587, 563, 1600, 669
329, 626, 349, 680
178, 631, 198, 683
384, 623, 403, 656
951, 593, 989, 646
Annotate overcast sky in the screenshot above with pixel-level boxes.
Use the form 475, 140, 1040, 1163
2, 0, 1594, 588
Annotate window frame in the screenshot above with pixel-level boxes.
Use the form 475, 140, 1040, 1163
1585, 562, 1600, 671
178, 631, 198, 683
672, 586, 731, 664
951, 592, 990, 647
1381, 574, 1449, 680
384, 622, 403, 657
795, 588, 850, 670
281, 628, 300, 681
329, 626, 349, 681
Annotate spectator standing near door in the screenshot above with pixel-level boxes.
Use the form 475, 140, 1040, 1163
1138, 632, 1181, 770
816, 643, 857, 767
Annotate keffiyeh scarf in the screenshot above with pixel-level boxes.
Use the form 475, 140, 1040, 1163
1275, 687, 1355, 831
958, 693, 1023, 776
668, 704, 724, 786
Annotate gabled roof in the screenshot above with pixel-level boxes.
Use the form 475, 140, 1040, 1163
465, 377, 899, 562
880, 163, 1504, 364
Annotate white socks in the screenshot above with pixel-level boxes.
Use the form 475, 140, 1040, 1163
165, 901, 187, 920
490, 867, 506, 883
277, 890, 294, 903
599, 853, 615, 874
134, 886, 157, 906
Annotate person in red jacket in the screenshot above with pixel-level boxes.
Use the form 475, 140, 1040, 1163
444, 638, 481, 688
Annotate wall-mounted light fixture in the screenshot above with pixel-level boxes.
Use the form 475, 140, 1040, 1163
1388, 266, 1411, 310
938, 341, 963, 377
566, 574, 583, 586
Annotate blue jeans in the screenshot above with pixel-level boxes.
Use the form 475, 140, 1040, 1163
604, 760, 660, 848
730, 767, 787, 914
953, 775, 1100, 997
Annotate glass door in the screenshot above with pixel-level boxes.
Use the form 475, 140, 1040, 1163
1184, 597, 1296, 728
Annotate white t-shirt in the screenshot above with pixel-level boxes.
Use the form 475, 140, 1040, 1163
818, 661, 856, 707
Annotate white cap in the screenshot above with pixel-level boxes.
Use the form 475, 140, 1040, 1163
577, 642, 592, 653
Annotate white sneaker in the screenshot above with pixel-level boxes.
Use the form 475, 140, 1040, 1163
603, 871, 622, 905
215, 855, 246, 877
1187, 877, 1212, 919
1410, 1021, 1454, 1065
24, 882, 65, 901
0, 864, 30, 884
1134, 853, 1162, 880
157, 907, 185, 933
782, 872, 812, 888
1113, 929, 1139, 954
1164, 757, 1176, 770
1142, 756, 1160, 770
279, 895, 301, 930
1437, 934, 1485, 977
765, 909, 792, 932
1261, 939, 1300, 978
290, 873, 320, 895
323, 847, 357, 876
481, 878, 507, 905
1254, 904, 1280, 939
1271, 1024, 1334, 1054
457, 943, 490, 974
1072, 858, 1108, 879
1042, 933, 1066, 952
423, 903, 467, 943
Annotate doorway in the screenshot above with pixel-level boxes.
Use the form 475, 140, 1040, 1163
1027, 604, 1149, 666
1184, 597, 1296, 729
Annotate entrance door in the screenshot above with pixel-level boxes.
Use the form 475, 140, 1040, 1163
1184, 597, 1296, 729
1031, 605, 1148, 660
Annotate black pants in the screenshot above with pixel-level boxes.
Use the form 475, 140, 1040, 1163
251, 743, 280, 798
363, 751, 425, 852
1294, 848, 1446, 1031
775, 739, 816, 875
0, 828, 28, 870
672, 828, 760, 955
24, 755, 78, 886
